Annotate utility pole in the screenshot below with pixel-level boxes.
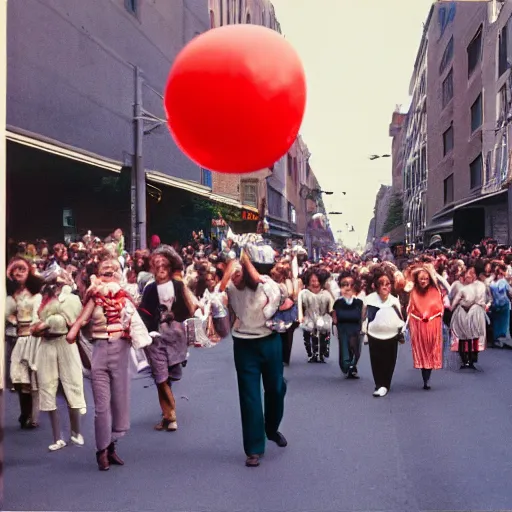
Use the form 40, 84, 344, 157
134, 66, 147, 250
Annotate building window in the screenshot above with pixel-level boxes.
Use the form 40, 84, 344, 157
241, 180, 258, 207
471, 93, 483, 132
419, 72, 426, 97
125, 0, 137, 14
201, 168, 212, 188
470, 154, 483, 189
497, 84, 509, 125
267, 186, 282, 218
420, 146, 427, 181
498, 23, 508, 77
442, 69, 453, 108
467, 26, 482, 78
485, 150, 492, 183
288, 203, 296, 224
287, 154, 293, 176
443, 125, 454, 156
444, 174, 454, 204
439, 36, 454, 75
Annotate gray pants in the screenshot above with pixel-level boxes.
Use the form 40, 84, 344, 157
91, 339, 131, 451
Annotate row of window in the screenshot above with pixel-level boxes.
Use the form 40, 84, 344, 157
217, 0, 268, 27
262, 185, 297, 223
441, 93, 482, 157
443, 153, 483, 205
439, 25, 482, 82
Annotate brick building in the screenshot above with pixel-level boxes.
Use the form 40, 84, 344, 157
207, 0, 318, 244
384, 0, 512, 249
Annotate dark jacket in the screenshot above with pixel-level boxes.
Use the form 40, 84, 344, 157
138, 280, 190, 332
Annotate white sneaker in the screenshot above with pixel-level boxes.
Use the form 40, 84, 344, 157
373, 387, 388, 397
168, 421, 178, 431
70, 433, 85, 446
49, 439, 67, 451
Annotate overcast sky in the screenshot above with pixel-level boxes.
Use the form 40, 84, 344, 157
271, 0, 434, 248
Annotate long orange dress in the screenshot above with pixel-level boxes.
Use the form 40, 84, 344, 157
408, 286, 444, 369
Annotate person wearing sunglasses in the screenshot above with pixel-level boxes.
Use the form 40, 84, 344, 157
332, 272, 364, 379
361, 267, 405, 397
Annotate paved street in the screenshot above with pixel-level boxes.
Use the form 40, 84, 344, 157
4, 332, 512, 512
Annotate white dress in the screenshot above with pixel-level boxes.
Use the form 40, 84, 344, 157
35, 287, 87, 411
9, 290, 42, 389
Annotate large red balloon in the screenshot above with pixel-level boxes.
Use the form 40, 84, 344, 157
164, 24, 307, 174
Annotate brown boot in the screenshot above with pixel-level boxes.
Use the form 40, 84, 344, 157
107, 442, 124, 466
96, 449, 110, 471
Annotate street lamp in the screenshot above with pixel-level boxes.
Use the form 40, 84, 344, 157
328, 211, 342, 215
369, 154, 391, 160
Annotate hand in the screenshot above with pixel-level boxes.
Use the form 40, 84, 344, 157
30, 322, 48, 335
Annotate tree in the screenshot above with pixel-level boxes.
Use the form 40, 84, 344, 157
383, 193, 404, 234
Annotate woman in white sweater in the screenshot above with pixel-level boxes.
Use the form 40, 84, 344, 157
362, 267, 405, 397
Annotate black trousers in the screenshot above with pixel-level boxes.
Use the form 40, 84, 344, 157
280, 322, 298, 365
368, 336, 399, 390
303, 331, 329, 358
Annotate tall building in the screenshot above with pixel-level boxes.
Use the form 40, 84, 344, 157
208, 0, 318, 246
403, 13, 429, 247
6, 0, 259, 247
389, 0, 512, 248
424, 0, 490, 246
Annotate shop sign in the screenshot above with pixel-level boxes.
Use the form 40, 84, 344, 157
242, 210, 259, 221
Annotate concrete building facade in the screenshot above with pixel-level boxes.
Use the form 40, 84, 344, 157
8, 0, 210, 182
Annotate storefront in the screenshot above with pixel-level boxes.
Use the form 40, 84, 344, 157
6, 130, 125, 244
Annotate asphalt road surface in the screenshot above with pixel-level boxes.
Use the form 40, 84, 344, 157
4, 332, 512, 512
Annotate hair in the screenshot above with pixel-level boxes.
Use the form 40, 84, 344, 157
371, 266, 394, 291
302, 267, 328, 288
133, 250, 150, 273
151, 245, 184, 274
411, 267, 434, 290
337, 270, 356, 286
6, 256, 44, 296
495, 262, 507, 275
270, 262, 292, 284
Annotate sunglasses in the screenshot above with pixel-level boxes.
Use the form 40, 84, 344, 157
377, 280, 391, 288
340, 281, 353, 287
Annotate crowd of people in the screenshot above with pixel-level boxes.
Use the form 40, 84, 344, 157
6, 229, 512, 469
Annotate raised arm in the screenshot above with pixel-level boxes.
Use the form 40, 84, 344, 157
66, 298, 95, 343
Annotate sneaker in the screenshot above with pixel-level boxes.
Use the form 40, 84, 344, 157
49, 439, 67, 451
71, 433, 85, 446
373, 387, 388, 397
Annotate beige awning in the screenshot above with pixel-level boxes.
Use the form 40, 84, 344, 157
6, 126, 123, 173
146, 170, 259, 213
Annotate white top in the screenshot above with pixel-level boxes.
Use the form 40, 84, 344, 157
227, 277, 281, 339
157, 281, 175, 312
364, 292, 404, 340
